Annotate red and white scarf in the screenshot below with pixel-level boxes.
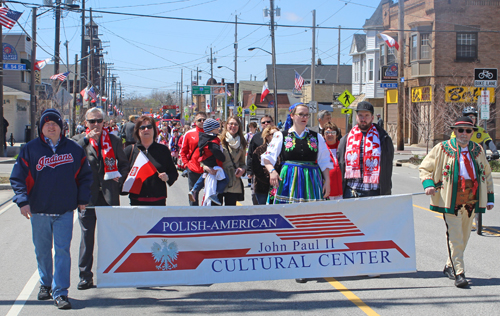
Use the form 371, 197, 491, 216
345, 124, 381, 184
86, 127, 121, 180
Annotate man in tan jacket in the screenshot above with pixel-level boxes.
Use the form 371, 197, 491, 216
419, 116, 494, 288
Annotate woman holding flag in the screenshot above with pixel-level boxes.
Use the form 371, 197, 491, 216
123, 116, 178, 205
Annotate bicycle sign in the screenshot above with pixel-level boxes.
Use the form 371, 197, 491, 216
474, 68, 497, 88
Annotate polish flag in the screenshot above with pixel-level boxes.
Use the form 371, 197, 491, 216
80, 87, 89, 101
260, 83, 270, 103
34, 58, 52, 71
380, 33, 399, 50
122, 151, 157, 194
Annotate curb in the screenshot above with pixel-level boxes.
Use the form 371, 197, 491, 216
0, 184, 12, 190
0, 159, 15, 164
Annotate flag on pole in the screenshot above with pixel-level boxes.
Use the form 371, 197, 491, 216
101, 96, 108, 102
380, 33, 399, 50
50, 72, 70, 81
260, 83, 270, 103
226, 89, 232, 97
0, 7, 23, 30
122, 151, 158, 194
294, 71, 304, 92
88, 86, 97, 100
34, 58, 52, 71
80, 87, 89, 101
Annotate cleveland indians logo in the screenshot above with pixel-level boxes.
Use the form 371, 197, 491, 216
36, 154, 74, 171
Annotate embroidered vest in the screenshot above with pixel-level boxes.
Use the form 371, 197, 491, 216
280, 130, 319, 162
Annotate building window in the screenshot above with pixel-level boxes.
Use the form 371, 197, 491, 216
21, 71, 27, 83
354, 61, 358, 82
387, 46, 396, 64
369, 59, 373, 81
456, 32, 477, 60
411, 35, 417, 60
380, 45, 385, 66
420, 33, 431, 59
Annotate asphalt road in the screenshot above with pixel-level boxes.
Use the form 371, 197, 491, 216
1, 165, 500, 316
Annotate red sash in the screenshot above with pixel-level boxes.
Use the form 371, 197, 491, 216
86, 127, 121, 180
344, 124, 381, 184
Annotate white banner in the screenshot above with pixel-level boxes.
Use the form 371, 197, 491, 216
96, 194, 416, 288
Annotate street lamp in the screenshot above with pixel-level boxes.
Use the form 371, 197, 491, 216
217, 66, 237, 121
248, 47, 277, 123
217, 65, 234, 72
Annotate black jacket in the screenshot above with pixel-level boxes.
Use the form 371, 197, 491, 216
337, 124, 394, 195
73, 133, 129, 206
124, 142, 178, 199
198, 132, 225, 168
246, 132, 264, 176
251, 143, 281, 195
124, 121, 136, 143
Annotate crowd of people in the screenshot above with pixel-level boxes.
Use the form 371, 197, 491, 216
8, 102, 497, 308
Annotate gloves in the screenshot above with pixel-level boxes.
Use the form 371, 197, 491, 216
492, 152, 499, 160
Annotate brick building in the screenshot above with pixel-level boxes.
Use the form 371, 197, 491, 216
380, 0, 500, 146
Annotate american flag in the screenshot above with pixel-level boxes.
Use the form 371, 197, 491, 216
294, 71, 304, 92
88, 86, 97, 100
50, 72, 69, 81
0, 7, 22, 30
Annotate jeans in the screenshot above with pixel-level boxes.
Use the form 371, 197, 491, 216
192, 171, 229, 195
343, 187, 380, 199
255, 193, 268, 205
187, 169, 202, 206
31, 210, 74, 299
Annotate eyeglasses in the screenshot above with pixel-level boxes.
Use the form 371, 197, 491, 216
261, 120, 272, 124
295, 113, 311, 118
87, 119, 103, 124
139, 124, 154, 131
325, 131, 337, 135
457, 128, 473, 134
197, 118, 206, 122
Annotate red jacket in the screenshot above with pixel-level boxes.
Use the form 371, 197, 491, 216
327, 141, 343, 197
180, 126, 204, 174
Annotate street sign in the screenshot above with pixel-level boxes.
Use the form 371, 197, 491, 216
192, 85, 211, 95
380, 83, 398, 88
4, 63, 26, 70
341, 108, 352, 115
184, 114, 189, 120
237, 106, 243, 117
474, 68, 497, 87
35, 84, 46, 92
480, 90, 490, 120
249, 104, 257, 111
309, 101, 318, 113
338, 90, 354, 108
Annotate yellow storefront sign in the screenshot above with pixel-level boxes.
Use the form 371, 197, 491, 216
411, 86, 432, 103
386, 89, 398, 104
445, 86, 495, 103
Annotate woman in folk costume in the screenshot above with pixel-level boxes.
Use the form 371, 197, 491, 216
261, 103, 332, 204
157, 125, 170, 146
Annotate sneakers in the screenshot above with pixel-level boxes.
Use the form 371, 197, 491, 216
188, 190, 196, 202
208, 195, 221, 206
443, 265, 455, 280
54, 295, 72, 309
37, 285, 51, 300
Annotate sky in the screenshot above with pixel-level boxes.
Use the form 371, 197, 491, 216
5, 0, 379, 98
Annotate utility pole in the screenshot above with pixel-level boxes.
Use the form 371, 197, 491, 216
71, 54, 78, 137
0, 16, 4, 156
30, 7, 37, 141
397, 0, 405, 150
311, 10, 316, 103
54, 0, 61, 75
180, 69, 183, 113
234, 14, 238, 108
270, 0, 278, 123
89, 8, 93, 90
337, 26, 341, 84
80, 0, 86, 92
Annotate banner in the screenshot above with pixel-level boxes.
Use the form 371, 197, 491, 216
445, 86, 495, 103
411, 86, 432, 103
96, 195, 416, 288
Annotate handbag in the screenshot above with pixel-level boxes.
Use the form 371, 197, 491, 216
225, 144, 245, 201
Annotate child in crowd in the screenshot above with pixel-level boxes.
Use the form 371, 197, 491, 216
188, 119, 228, 206
169, 128, 180, 165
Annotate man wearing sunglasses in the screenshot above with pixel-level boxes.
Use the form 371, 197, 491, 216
180, 112, 207, 206
72, 108, 129, 290
246, 115, 274, 205
419, 116, 494, 288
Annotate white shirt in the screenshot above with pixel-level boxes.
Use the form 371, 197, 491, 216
458, 148, 475, 180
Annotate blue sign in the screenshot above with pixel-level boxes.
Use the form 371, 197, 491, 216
4, 63, 26, 70
3, 43, 18, 60
380, 83, 398, 88
268, 100, 274, 108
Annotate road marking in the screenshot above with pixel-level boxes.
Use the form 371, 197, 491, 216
325, 277, 379, 316
413, 204, 441, 214
236, 202, 242, 206
0, 202, 15, 216
6, 270, 39, 316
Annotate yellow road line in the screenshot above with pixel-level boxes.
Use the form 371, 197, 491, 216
236, 202, 242, 206
324, 277, 380, 316
413, 204, 441, 214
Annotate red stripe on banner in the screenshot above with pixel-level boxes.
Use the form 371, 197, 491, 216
279, 233, 365, 240
103, 236, 141, 273
290, 219, 352, 225
277, 227, 362, 235
344, 240, 410, 258
285, 212, 344, 219
277, 229, 362, 237
293, 222, 356, 228
115, 249, 251, 273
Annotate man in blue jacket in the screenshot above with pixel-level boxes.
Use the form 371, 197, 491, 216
10, 109, 93, 310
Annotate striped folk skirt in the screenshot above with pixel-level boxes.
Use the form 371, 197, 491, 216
270, 161, 324, 204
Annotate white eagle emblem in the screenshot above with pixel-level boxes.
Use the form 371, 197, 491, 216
365, 158, 379, 171
151, 239, 179, 271
346, 152, 358, 164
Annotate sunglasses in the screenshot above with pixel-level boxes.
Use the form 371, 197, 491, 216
296, 113, 311, 118
457, 128, 473, 134
87, 119, 103, 124
325, 131, 337, 135
139, 124, 154, 131
261, 120, 272, 124
197, 118, 206, 122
